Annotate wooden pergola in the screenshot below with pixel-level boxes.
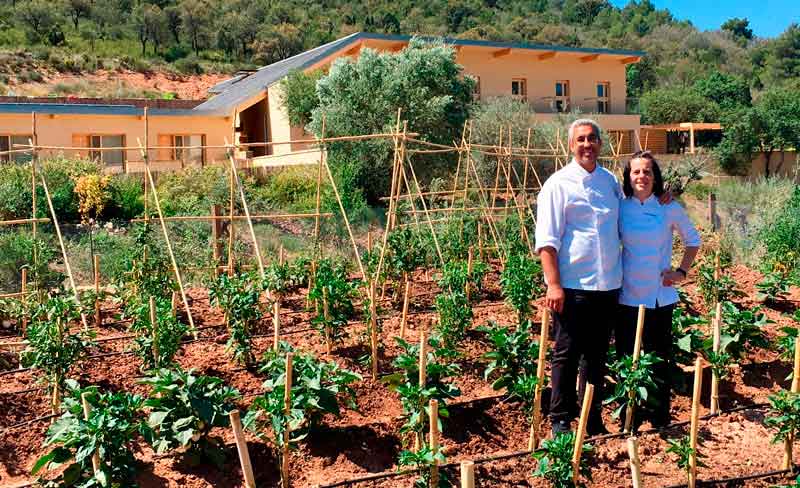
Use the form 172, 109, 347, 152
640, 122, 722, 154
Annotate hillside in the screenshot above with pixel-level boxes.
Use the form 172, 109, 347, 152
0, 0, 797, 102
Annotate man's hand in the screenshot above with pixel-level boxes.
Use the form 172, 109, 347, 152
661, 269, 685, 286
545, 284, 565, 313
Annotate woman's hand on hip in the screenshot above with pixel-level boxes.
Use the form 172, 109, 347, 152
545, 284, 565, 313
661, 269, 684, 286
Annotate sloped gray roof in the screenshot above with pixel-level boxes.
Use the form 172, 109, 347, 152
194, 31, 645, 116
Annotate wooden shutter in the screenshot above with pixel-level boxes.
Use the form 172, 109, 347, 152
157, 134, 172, 161
72, 134, 89, 159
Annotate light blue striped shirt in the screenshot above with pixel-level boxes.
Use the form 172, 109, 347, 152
535, 160, 622, 291
619, 195, 701, 308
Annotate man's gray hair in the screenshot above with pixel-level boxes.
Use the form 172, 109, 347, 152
568, 118, 602, 144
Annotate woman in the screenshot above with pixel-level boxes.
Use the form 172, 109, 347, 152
617, 150, 701, 427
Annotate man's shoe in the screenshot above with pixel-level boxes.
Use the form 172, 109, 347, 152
551, 419, 571, 437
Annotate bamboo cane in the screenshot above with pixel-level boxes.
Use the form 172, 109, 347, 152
624, 304, 647, 433
572, 383, 594, 483
150, 296, 159, 368
689, 356, 703, 488
21, 268, 28, 335
229, 410, 256, 488
400, 281, 411, 339
314, 117, 325, 245
323, 288, 331, 355
429, 399, 439, 488
81, 392, 101, 474
282, 353, 293, 488
460, 460, 475, 488
783, 332, 800, 471
93, 255, 101, 327
273, 296, 281, 352
370, 280, 379, 381
711, 302, 722, 415
627, 436, 643, 488
416, 329, 427, 452
466, 246, 474, 302
171, 291, 178, 318
529, 308, 550, 450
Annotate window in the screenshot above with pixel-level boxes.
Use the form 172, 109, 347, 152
555, 81, 570, 112
596, 82, 610, 114
0, 135, 32, 163
173, 135, 205, 165
511, 78, 527, 100
89, 135, 125, 167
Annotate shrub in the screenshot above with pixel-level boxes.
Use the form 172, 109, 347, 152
760, 186, 800, 279
106, 174, 144, 220
175, 55, 203, 75
74, 174, 111, 224
208, 271, 264, 367
0, 231, 61, 292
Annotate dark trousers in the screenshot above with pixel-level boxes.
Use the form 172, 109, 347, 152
549, 288, 619, 428
615, 303, 674, 426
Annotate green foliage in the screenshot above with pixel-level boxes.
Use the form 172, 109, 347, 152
500, 252, 543, 323
692, 70, 751, 111
433, 290, 472, 353
760, 186, 800, 278
533, 431, 592, 488
639, 85, 719, 124
777, 312, 800, 362
386, 227, 426, 279
32, 382, 144, 488
384, 337, 460, 442
671, 308, 707, 366
756, 270, 793, 303
140, 367, 240, 467
721, 18, 753, 43
0, 231, 62, 292
244, 342, 361, 456
279, 69, 324, 127
765, 391, 800, 444
717, 301, 771, 360
128, 296, 187, 370
661, 155, 705, 196
705, 349, 733, 380
21, 295, 94, 392
480, 320, 541, 415
208, 271, 263, 367
435, 258, 487, 297
397, 445, 449, 488
308, 258, 356, 346
604, 352, 662, 421
666, 434, 706, 480
696, 261, 741, 308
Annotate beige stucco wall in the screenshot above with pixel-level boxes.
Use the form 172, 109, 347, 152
0, 112, 231, 171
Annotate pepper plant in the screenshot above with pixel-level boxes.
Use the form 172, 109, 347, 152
436, 258, 487, 297
671, 308, 708, 367
386, 227, 426, 286
765, 391, 800, 446
129, 296, 188, 371
208, 271, 263, 367
21, 294, 94, 403
140, 367, 240, 467
383, 336, 461, 447
696, 261, 741, 308
32, 381, 144, 488
603, 352, 662, 422
397, 444, 449, 488
480, 320, 542, 416
308, 258, 356, 348
434, 290, 473, 354
500, 252, 544, 324
756, 269, 793, 304
666, 434, 706, 483
717, 300, 771, 360
533, 431, 592, 488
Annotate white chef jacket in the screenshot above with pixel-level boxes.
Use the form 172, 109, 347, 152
619, 195, 701, 308
535, 159, 622, 291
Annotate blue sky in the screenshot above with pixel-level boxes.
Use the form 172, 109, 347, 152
609, 0, 799, 38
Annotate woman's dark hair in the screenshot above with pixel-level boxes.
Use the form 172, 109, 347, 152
622, 150, 665, 198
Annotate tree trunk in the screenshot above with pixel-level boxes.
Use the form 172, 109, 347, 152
765, 149, 774, 178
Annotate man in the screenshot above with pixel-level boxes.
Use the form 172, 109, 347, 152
535, 119, 621, 436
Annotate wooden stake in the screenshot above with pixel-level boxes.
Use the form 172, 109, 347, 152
624, 304, 646, 433
627, 436, 643, 488
367, 230, 372, 252
150, 296, 159, 368
429, 399, 440, 488
477, 223, 483, 261
572, 383, 594, 483
370, 280, 379, 381
273, 297, 281, 352
93, 255, 101, 327
460, 460, 475, 488
171, 291, 178, 318
20, 268, 28, 335
323, 288, 331, 355
689, 356, 703, 488
416, 329, 427, 452
783, 331, 800, 471
313, 117, 325, 245
400, 281, 411, 339
466, 246, 474, 302
229, 410, 256, 488
81, 392, 101, 474
711, 302, 722, 415
282, 353, 293, 488
529, 308, 550, 450
211, 204, 222, 277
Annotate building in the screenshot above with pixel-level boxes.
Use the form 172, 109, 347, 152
0, 32, 645, 170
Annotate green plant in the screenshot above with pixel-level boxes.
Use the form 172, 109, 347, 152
704, 349, 733, 380
32, 382, 144, 488
308, 258, 356, 348
244, 342, 361, 477
384, 336, 460, 446
604, 352, 662, 421
717, 300, 771, 360
397, 445, 449, 488
480, 320, 542, 415
777, 311, 800, 362
533, 431, 592, 488
386, 227, 426, 282
765, 391, 800, 445
666, 434, 706, 482
129, 296, 188, 370
756, 270, 792, 304
208, 271, 264, 367
21, 295, 94, 399
696, 261, 741, 308
671, 308, 708, 366
500, 252, 544, 324
140, 367, 240, 467
433, 290, 473, 353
